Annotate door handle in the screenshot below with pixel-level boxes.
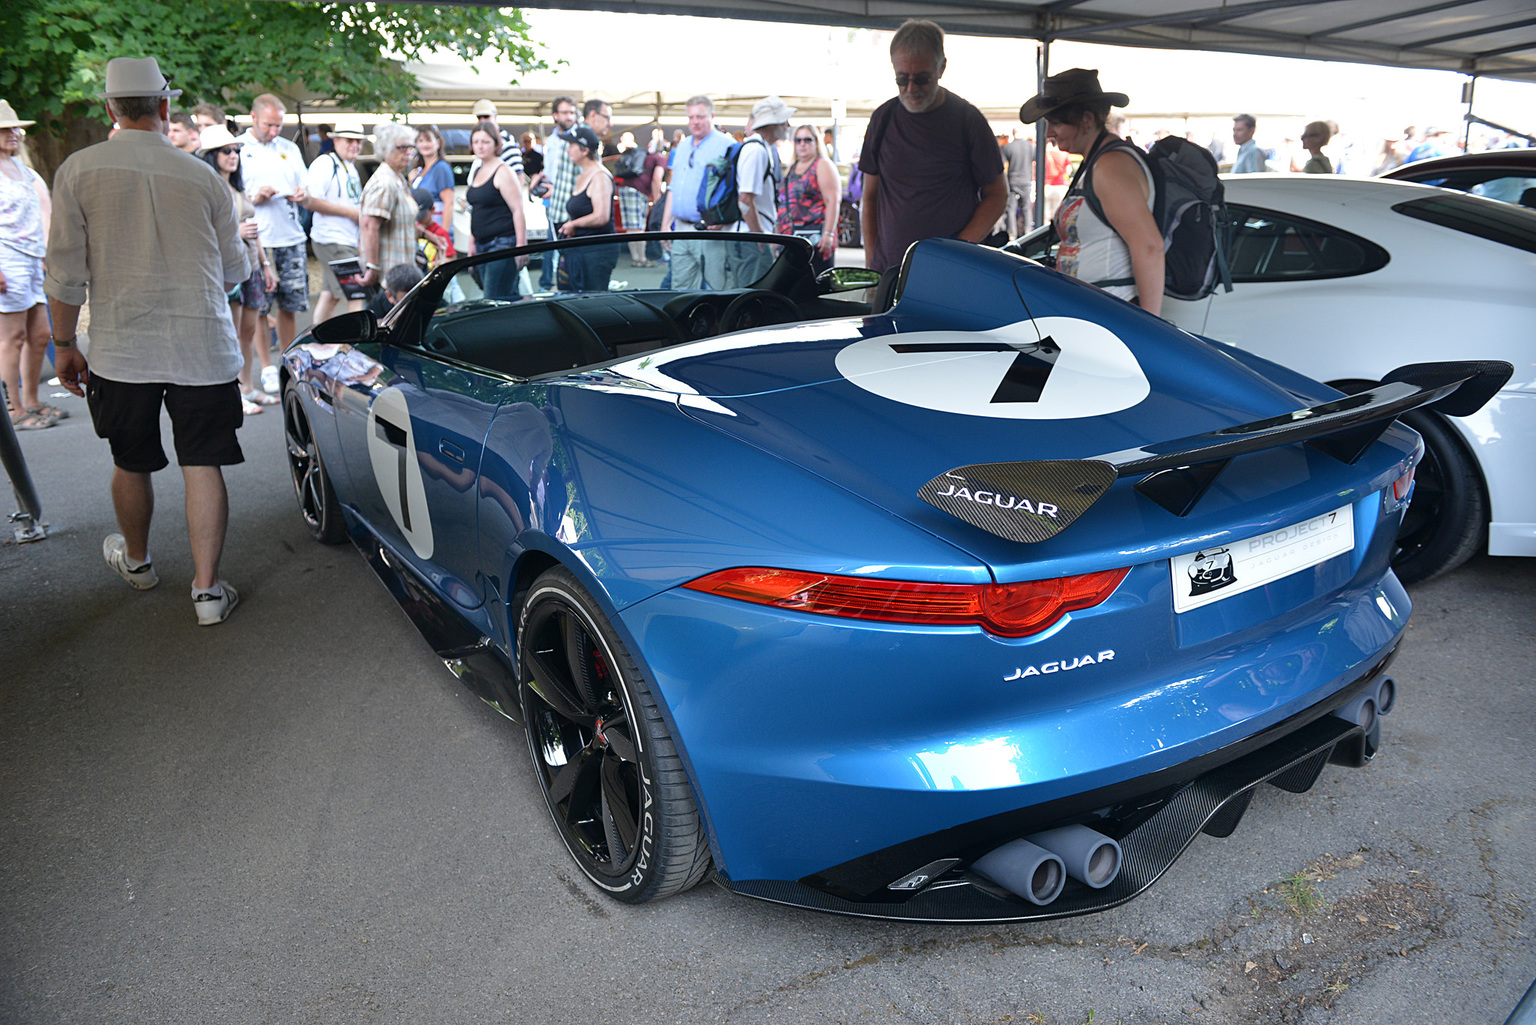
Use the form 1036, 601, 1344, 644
439, 439, 466, 464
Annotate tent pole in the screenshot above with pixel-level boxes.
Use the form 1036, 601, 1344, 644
1461, 75, 1477, 152
1033, 39, 1049, 229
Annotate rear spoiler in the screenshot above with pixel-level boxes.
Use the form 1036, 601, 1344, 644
919, 361, 1512, 544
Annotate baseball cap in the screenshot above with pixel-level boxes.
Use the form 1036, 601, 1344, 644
558, 124, 602, 153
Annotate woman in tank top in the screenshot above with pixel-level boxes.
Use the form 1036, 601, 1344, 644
1019, 69, 1164, 316
556, 124, 616, 293
776, 124, 840, 277
466, 125, 527, 299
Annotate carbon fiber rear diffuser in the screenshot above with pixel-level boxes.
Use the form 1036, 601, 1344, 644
728, 713, 1367, 923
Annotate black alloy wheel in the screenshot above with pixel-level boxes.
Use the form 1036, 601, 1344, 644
282, 382, 348, 545
1391, 409, 1486, 584
518, 567, 712, 903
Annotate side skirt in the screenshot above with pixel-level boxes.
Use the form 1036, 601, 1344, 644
348, 518, 522, 724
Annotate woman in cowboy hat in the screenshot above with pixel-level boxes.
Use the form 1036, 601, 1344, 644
1020, 69, 1164, 316
0, 99, 59, 429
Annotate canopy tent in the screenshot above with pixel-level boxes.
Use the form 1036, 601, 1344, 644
443, 0, 1536, 83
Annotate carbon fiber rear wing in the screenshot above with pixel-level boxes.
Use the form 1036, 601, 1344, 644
919, 361, 1512, 544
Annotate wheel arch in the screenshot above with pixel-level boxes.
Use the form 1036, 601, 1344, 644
506, 546, 730, 879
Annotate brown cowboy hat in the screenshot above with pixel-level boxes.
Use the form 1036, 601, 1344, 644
1018, 68, 1128, 123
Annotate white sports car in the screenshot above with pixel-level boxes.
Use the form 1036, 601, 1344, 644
1016, 174, 1535, 581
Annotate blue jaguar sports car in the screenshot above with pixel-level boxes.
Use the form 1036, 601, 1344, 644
281, 232, 1506, 921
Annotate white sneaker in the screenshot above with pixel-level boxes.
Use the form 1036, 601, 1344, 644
103, 533, 159, 590
260, 365, 279, 394
193, 581, 240, 626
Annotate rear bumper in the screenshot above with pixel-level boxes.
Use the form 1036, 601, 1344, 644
723, 647, 1395, 921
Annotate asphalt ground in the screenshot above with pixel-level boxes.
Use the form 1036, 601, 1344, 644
2, 360, 1533, 1025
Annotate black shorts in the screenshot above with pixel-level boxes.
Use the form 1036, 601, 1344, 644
86, 376, 245, 473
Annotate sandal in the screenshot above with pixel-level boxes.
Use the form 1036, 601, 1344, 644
240, 397, 263, 416
243, 389, 278, 406
25, 404, 68, 420
8, 408, 55, 430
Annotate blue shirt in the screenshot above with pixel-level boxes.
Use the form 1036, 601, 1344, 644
668, 129, 732, 225
1231, 139, 1267, 174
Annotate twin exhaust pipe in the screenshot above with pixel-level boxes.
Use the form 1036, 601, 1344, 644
972, 824, 1122, 905
1330, 674, 1398, 765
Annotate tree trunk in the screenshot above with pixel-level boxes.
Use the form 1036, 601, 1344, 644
28, 106, 111, 186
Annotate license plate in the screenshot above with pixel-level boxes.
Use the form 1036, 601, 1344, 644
1171, 504, 1354, 613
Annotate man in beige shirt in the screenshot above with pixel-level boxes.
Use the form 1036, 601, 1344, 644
45, 56, 250, 626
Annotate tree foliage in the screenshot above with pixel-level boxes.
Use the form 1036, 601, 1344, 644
0, 0, 547, 166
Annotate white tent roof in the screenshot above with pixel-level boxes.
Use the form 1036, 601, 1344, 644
430, 0, 1536, 83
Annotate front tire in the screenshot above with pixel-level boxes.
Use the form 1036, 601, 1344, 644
283, 382, 348, 545
1392, 409, 1485, 584
518, 567, 712, 903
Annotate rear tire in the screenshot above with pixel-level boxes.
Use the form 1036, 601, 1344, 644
518, 567, 712, 903
1392, 410, 1485, 584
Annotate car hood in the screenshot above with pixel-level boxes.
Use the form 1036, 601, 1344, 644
576, 241, 1392, 578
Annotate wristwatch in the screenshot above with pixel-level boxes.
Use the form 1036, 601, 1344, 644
51, 336, 76, 349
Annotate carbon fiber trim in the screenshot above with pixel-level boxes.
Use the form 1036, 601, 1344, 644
917, 460, 1116, 543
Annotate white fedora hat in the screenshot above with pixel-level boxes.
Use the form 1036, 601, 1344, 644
750, 95, 798, 129
100, 57, 182, 100
196, 124, 241, 154
331, 123, 369, 140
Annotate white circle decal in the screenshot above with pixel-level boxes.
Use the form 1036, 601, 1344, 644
835, 317, 1150, 419
366, 387, 434, 559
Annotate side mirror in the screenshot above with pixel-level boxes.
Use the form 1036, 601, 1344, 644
308, 309, 377, 346
816, 267, 883, 293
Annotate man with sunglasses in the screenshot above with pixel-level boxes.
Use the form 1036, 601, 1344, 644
859, 19, 1006, 276
661, 95, 734, 290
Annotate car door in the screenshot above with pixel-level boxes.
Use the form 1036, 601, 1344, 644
329, 330, 507, 613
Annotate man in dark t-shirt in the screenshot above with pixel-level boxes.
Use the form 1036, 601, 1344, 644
860, 19, 1007, 274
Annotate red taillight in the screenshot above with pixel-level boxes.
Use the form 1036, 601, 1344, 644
1392, 467, 1416, 502
682, 566, 1129, 638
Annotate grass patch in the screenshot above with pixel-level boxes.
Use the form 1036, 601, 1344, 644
1278, 871, 1324, 917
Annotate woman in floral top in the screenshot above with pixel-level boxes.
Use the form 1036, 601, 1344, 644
0, 100, 56, 430
776, 125, 840, 277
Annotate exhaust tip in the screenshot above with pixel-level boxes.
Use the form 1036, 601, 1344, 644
972, 839, 1067, 906
1028, 825, 1123, 889
1376, 676, 1397, 715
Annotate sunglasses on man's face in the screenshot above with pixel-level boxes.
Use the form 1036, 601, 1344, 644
895, 72, 934, 88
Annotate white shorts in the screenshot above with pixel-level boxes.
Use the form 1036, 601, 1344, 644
0, 245, 45, 314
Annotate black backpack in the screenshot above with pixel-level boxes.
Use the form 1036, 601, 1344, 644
614, 146, 646, 180
1072, 132, 1234, 301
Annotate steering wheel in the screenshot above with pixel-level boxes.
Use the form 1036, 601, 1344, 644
720, 290, 801, 334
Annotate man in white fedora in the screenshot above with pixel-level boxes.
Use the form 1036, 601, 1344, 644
44, 55, 251, 626
728, 94, 793, 286
301, 122, 367, 323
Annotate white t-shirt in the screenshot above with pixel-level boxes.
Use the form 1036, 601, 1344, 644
239, 130, 307, 248
734, 134, 779, 232
305, 152, 361, 247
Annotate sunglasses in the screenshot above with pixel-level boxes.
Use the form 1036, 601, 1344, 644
794, 136, 815, 143
894, 72, 934, 88
214, 146, 240, 156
